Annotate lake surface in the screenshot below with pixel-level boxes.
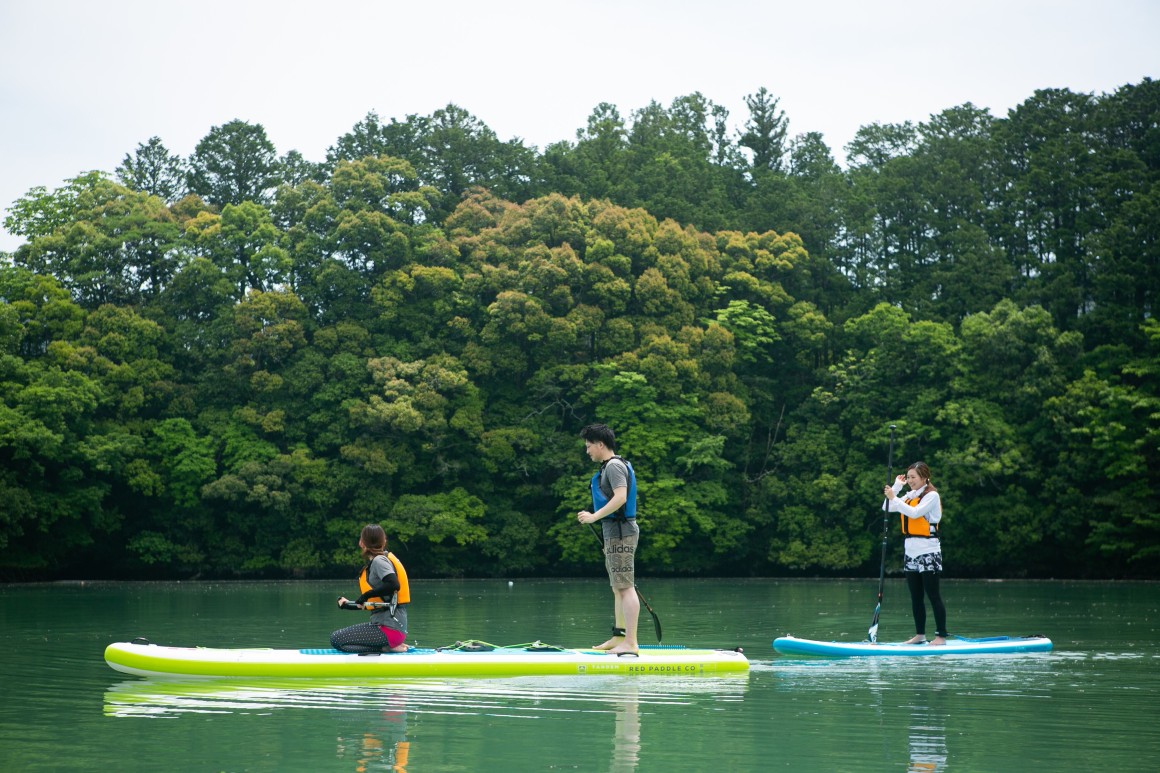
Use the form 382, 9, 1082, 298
1, 578, 1157, 771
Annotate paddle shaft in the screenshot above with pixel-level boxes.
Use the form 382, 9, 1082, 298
586, 522, 663, 643
868, 424, 896, 642
340, 601, 392, 610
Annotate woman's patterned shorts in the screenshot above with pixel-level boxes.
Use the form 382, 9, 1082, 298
904, 551, 943, 573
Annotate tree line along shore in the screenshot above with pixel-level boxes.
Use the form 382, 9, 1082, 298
1, 81, 1157, 580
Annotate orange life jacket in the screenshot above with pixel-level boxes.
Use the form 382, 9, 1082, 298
900, 492, 940, 538
358, 552, 411, 605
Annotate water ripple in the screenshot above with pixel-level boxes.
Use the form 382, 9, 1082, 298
104, 674, 750, 719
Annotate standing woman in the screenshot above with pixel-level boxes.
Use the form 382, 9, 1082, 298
332, 524, 410, 653
884, 461, 948, 645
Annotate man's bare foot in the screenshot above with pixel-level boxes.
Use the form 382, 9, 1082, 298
390, 643, 409, 653
608, 643, 639, 655
593, 636, 624, 651
929, 636, 947, 646
903, 635, 927, 645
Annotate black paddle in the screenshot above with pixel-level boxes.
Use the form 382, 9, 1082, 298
586, 522, 663, 643
868, 424, 896, 643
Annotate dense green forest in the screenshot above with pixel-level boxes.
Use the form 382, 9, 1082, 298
2, 80, 1158, 581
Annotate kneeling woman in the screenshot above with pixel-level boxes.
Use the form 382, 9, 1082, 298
332, 524, 410, 653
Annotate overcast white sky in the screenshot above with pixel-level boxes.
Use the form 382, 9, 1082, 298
1, 0, 1156, 253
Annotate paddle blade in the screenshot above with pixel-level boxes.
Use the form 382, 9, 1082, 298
868, 603, 882, 643
635, 587, 662, 643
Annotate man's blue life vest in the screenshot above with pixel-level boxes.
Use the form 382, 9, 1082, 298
590, 455, 637, 520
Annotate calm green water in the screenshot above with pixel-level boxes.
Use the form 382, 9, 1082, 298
1, 578, 1157, 772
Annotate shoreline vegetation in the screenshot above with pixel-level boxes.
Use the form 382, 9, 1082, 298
2, 81, 1157, 582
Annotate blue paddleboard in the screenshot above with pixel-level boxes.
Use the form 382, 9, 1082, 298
773, 634, 1053, 657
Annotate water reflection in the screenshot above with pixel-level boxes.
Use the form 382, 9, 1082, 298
767, 651, 1058, 696
338, 731, 409, 773
103, 679, 405, 718
764, 652, 1059, 769
335, 693, 409, 772
610, 683, 641, 773
104, 674, 746, 771
906, 708, 947, 773
104, 674, 748, 720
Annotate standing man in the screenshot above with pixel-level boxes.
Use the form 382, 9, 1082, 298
577, 423, 640, 655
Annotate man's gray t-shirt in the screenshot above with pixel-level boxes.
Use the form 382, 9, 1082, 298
600, 458, 630, 505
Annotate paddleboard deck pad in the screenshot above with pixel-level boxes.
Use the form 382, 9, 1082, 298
773, 634, 1052, 657
105, 639, 749, 678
